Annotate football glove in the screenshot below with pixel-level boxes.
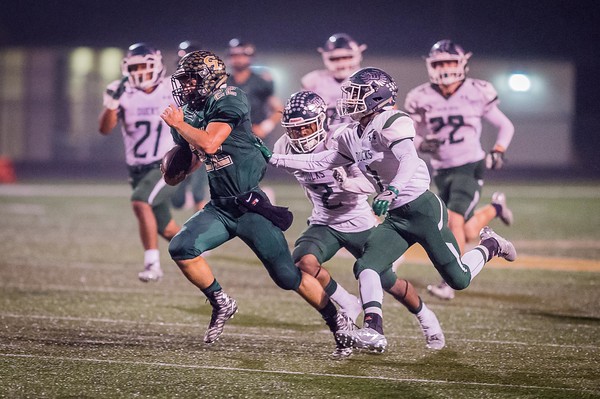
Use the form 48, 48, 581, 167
419, 136, 442, 154
485, 150, 505, 170
254, 138, 272, 161
103, 77, 128, 110
332, 167, 347, 184
372, 186, 399, 216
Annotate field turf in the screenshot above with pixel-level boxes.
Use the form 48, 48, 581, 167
0, 181, 598, 398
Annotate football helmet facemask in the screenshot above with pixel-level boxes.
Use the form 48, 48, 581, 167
122, 43, 165, 90
336, 67, 397, 121
171, 50, 228, 110
426, 39, 472, 86
282, 91, 328, 153
318, 33, 367, 80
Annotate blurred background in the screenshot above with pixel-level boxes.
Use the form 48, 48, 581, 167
1, 0, 598, 181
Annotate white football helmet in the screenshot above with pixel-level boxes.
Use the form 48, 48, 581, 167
318, 33, 367, 81
336, 67, 397, 121
282, 91, 328, 153
121, 43, 165, 90
426, 40, 472, 86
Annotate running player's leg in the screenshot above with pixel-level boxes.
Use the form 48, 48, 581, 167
131, 167, 180, 282
236, 212, 355, 352
168, 205, 237, 343
293, 225, 362, 322
336, 222, 409, 352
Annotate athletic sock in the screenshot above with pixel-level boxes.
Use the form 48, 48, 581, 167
492, 203, 503, 218
363, 313, 384, 335
320, 300, 339, 332
144, 249, 160, 266
202, 279, 223, 300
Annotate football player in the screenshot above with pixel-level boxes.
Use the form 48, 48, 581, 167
275, 90, 446, 357
170, 40, 210, 212
159, 51, 354, 350
404, 40, 515, 300
226, 38, 283, 140
98, 43, 180, 283
301, 33, 367, 132
262, 67, 517, 352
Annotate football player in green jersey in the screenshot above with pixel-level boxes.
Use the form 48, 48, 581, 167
160, 50, 354, 352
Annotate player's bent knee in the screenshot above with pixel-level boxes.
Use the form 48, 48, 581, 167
270, 268, 302, 291
444, 277, 470, 290
168, 230, 198, 260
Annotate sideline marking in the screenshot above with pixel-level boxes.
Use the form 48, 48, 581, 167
0, 353, 582, 392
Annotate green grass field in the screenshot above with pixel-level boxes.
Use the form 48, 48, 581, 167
1, 180, 599, 398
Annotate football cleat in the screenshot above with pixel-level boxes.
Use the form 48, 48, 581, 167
330, 312, 357, 358
491, 192, 513, 226
480, 226, 517, 262
331, 346, 353, 359
335, 327, 387, 353
416, 306, 446, 350
138, 262, 163, 282
426, 281, 455, 300
203, 291, 238, 344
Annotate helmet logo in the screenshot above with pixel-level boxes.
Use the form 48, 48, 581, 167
204, 55, 221, 70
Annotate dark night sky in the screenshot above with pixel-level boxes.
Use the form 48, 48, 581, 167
2, 0, 600, 170
1, 0, 598, 59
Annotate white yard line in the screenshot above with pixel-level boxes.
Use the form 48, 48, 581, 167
0, 353, 583, 392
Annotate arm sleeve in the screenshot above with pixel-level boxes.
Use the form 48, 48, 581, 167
388, 138, 421, 190
270, 149, 352, 172
340, 164, 375, 194
484, 105, 515, 149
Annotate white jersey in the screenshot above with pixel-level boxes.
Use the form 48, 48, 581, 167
301, 69, 354, 131
105, 78, 175, 166
273, 135, 376, 233
271, 110, 431, 211
404, 78, 499, 170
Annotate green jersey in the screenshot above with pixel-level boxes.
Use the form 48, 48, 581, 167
171, 86, 267, 199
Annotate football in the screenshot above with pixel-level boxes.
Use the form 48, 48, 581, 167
161, 144, 192, 185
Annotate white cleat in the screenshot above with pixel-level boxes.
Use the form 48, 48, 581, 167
491, 192, 513, 226
427, 281, 455, 300
480, 226, 517, 262
138, 263, 163, 282
335, 327, 387, 353
416, 305, 446, 350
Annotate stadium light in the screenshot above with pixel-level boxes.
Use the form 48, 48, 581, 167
508, 73, 531, 92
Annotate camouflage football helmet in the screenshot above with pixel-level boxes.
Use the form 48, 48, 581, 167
281, 91, 328, 153
171, 50, 228, 110
336, 67, 397, 121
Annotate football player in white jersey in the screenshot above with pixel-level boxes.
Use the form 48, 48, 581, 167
99, 43, 180, 283
404, 40, 515, 300
275, 90, 446, 357
261, 67, 517, 352
301, 33, 367, 132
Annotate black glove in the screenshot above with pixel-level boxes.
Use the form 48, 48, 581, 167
236, 191, 293, 231
419, 137, 442, 154
485, 150, 505, 169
